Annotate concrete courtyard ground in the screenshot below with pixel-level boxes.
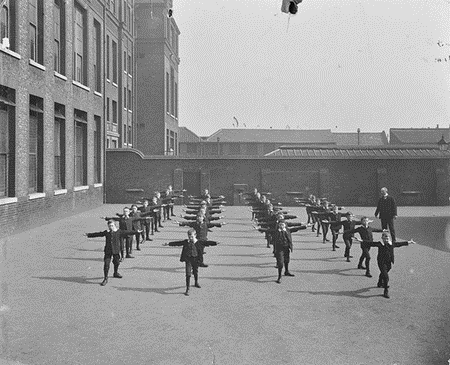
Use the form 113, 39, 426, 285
0, 205, 449, 365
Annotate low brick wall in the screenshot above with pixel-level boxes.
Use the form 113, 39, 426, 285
105, 149, 450, 206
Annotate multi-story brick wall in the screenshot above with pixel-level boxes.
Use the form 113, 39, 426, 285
0, 0, 138, 236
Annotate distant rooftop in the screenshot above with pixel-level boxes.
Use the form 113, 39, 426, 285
205, 128, 334, 143
332, 132, 388, 145
390, 128, 450, 144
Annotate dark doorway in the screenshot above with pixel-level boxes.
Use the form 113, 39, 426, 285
233, 184, 248, 206
183, 170, 201, 199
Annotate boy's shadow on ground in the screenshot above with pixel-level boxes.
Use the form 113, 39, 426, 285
113, 286, 187, 295
287, 287, 382, 299
34, 276, 104, 285
56, 256, 104, 262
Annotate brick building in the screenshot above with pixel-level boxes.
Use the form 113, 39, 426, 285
135, 0, 180, 156
0, 0, 135, 236
178, 128, 389, 156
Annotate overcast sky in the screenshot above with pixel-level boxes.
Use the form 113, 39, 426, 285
174, 0, 450, 136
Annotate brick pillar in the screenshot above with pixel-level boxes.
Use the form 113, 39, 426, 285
319, 168, 330, 200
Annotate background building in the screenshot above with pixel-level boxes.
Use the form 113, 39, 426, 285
135, 0, 180, 156
0, 0, 134, 236
178, 128, 389, 156
389, 126, 450, 145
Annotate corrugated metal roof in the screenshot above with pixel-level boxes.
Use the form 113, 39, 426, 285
264, 146, 450, 159
205, 128, 334, 143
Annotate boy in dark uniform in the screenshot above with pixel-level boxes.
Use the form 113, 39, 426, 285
355, 232, 415, 298
344, 217, 383, 278
272, 221, 295, 283
138, 199, 155, 241
323, 212, 363, 262
177, 214, 225, 267
164, 229, 218, 296
85, 220, 138, 286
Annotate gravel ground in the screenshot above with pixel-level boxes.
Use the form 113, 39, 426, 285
0, 205, 449, 365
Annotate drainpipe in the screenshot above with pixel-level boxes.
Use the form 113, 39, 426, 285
357, 128, 360, 146
102, 2, 107, 203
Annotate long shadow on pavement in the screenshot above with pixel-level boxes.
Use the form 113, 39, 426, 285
113, 286, 187, 295
33, 276, 104, 285
56, 257, 105, 262
287, 287, 382, 299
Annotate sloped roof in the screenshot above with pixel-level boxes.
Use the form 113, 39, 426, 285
205, 128, 334, 143
332, 132, 388, 146
178, 127, 201, 142
265, 146, 450, 159
389, 128, 450, 144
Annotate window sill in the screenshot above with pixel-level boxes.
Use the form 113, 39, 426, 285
73, 185, 89, 192
72, 81, 90, 92
54, 71, 67, 81
0, 46, 21, 60
28, 192, 46, 200
128, 109, 132, 113
0, 197, 18, 206
94, 91, 103, 97
94, 183, 103, 188
29, 59, 46, 71
112, 82, 118, 88
128, 74, 132, 78
106, 78, 111, 83
54, 189, 67, 196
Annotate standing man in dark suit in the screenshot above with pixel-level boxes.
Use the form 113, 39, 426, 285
375, 187, 397, 242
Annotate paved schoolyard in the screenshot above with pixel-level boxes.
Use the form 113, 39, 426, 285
0, 205, 449, 365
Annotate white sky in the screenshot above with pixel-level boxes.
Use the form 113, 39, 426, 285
174, 0, 450, 136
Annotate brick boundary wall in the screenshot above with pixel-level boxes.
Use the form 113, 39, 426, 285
105, 149, 450, 207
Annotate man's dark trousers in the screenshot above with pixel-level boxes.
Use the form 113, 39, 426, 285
380, 218, 396, 242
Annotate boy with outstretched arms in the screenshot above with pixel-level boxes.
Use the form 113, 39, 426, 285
85, 220, 138, 286
164, 229, 218, 296
355, 232, 415, 298
344, 216, 383, 278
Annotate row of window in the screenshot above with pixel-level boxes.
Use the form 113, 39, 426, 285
166, 68, 178, 118
0, 86, 101, 198
0, 1, 132, 94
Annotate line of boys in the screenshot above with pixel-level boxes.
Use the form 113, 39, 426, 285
164, 189, 226, 295
175, 190, 227, 267
246, 189, 415, 298
300, 194, 415, 298
87, 186, 183, 285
